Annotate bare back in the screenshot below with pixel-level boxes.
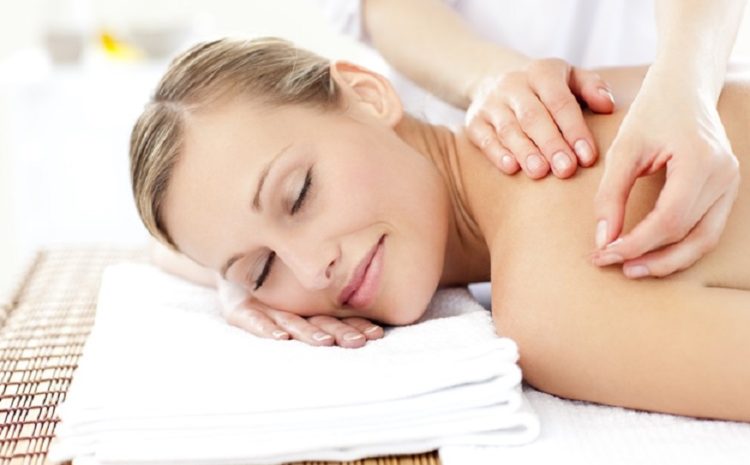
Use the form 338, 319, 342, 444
458, 65, 750, 421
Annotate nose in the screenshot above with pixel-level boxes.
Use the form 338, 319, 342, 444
276, 240, 339, 290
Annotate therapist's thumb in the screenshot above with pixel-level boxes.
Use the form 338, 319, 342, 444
593, 142, 640, 248
570, 67, 616, 114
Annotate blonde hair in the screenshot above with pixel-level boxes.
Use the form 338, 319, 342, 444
129, 37, 340, 249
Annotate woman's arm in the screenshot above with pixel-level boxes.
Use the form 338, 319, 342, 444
497, 264, 750, 422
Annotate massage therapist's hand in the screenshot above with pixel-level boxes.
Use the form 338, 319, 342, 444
592, 69, 740, 278
465, 58, 616, 179
215, 276, 384, 348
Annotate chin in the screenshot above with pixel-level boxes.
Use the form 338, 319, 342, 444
377, 283, 438, 326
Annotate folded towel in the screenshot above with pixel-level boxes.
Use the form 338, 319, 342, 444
48, 263, 540, 465
440, 379, 750, 465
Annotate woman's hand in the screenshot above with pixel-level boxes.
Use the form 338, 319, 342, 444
592, 73, 740, 278
465, 58, 616, 179
216, 277, 384, 348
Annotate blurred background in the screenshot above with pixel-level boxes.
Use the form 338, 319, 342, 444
0, 0, 748, 294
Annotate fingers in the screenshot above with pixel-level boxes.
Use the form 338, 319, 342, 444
609, 187, 736, 278
489, 105, 550, 179
465, 59, 604, 180
507, 91, 577, 178
308, 315, 384, 348
225, 305, 295, 342
224, 298, 384, 348
596, 164, 710, 263
593, 141, 643, 248
466, 120, 521, 175
534, 68, 598, 167
569, 67, 616, 114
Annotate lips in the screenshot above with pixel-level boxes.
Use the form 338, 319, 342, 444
338, 235, 386, 308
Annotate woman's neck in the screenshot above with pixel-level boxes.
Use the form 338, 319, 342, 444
394, 114, 492, 287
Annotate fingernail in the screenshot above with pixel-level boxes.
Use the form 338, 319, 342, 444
344, 332, 365, 341
526, 154, 543, 173
501, 154, 515, 171
598, 87, 615, 105
606, 238, 623, 249
552, 152, 570, 173
574, 139, 593, 165
364, 326, 381, 334
596, 220, 608, 249
624, 264, 650, 279
313, 331, 333, 341
272, 330, 290, 340
595, 252, 624, 267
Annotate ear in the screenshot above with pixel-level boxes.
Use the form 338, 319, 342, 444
329, 60, 403, 127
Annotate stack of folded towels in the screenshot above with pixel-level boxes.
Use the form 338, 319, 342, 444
48, 263, 539, 465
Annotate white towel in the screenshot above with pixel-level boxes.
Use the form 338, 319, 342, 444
440, 377, 750, 465
48, 263, 540, 465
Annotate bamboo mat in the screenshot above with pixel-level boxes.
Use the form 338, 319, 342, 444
0, 247, 440, 465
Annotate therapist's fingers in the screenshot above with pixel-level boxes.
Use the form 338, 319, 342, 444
593, 140, 642, 248
466, 119, 520, 174
568, 66, 616, 115
531, 64, 599, 167
615, 188, 737, 279
508, 91, 577, 178
597, 165, 708, 262
489, 104, 549, 179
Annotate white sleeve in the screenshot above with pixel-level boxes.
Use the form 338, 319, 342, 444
313, 0, 371, 43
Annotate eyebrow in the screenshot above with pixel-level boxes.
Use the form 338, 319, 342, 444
220, 143, 292, 281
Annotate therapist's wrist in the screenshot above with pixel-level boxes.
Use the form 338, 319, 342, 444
647, 53, 725, 105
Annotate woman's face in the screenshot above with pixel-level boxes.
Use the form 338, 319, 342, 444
163, 70, 451, 325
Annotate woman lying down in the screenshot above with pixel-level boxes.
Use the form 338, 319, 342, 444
130, 38, 750, 423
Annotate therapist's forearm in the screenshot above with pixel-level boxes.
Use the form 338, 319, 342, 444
363, 0, 529, 109
650, 0, 747, 102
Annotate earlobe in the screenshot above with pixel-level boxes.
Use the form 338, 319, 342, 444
329, 60, 403, 127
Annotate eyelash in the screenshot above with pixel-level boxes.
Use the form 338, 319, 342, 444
253, 167, 313, 290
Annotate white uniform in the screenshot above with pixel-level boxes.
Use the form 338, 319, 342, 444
317, 0, 656, 126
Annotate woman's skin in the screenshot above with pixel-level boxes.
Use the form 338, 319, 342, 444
159, 62, 750, 422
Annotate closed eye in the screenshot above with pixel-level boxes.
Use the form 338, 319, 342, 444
254, 168, 312, 290
291, 168, 312, 214
253, 252, 275, 290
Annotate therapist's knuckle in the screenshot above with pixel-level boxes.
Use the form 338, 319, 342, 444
494, 117, 517, 139
517, 107, 540, 127
544, 93, 574, 116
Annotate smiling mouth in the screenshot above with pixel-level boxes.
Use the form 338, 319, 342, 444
338, 235, 386, 309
